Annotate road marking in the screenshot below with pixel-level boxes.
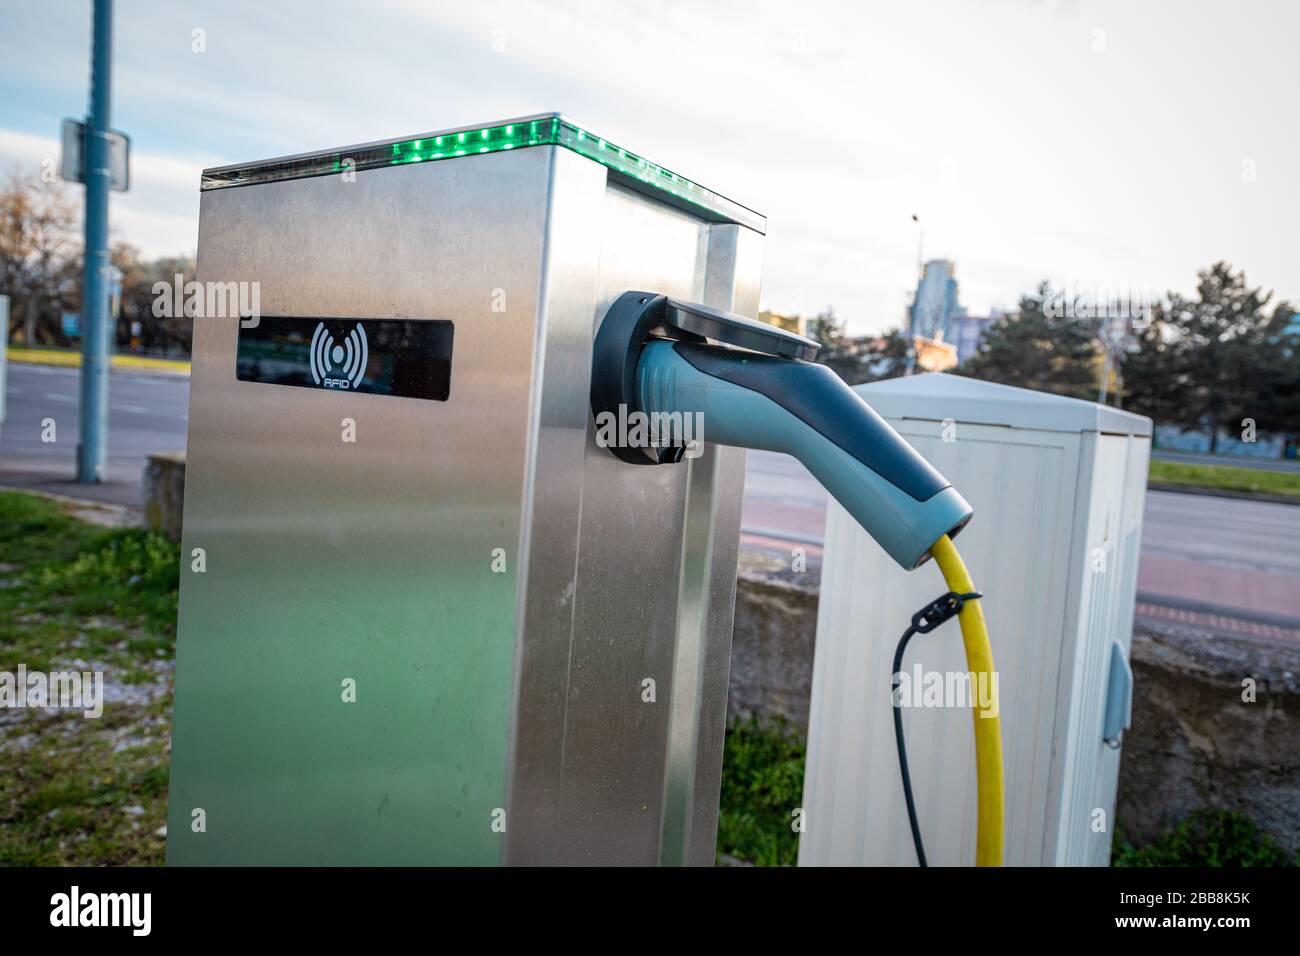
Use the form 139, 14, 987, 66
118, 404, 149, 414
44, 392, 74, 402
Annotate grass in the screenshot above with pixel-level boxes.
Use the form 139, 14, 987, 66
1150, 458, 1300, 498
716, 715, 807, 866
0, 491, 177, 865
1113, 810, 1298, 867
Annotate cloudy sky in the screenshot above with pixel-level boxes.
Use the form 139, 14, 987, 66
2, 0, 1296, 333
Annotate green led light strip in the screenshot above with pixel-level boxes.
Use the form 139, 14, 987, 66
200, 115, 764, 233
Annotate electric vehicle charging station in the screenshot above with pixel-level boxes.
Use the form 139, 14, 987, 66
800, 373, 1151, 866
167, 114, 986, 866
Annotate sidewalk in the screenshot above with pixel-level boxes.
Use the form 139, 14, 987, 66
0, 459, 147, 510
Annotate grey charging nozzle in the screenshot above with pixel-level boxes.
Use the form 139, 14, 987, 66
591, 291, 973, 570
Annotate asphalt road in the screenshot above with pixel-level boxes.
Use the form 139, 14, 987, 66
741, 449, 1300, 623
2, 363, 1298, 623
0, 363, 188, 506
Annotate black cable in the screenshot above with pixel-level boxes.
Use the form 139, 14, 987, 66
891, 590, 983, 868
892, 624, 927, 866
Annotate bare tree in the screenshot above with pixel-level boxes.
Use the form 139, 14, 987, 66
0, 168, 80, 345
113, 241, 196, 355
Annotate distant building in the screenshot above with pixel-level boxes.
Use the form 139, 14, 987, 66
908, 259, 966, 343
757, 310, 808, 337
949, 313, 999, 364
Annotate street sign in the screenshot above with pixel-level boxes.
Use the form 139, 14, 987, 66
60, 118, 130, 191
62, 312, 80, 338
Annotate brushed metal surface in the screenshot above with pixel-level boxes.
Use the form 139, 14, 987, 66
661, 224, 761, 866
511, 185, 710, 864
507, 202, 760, 866
501, 149, 607, 863
170, 137, 764, 866
169, 149, 554, 865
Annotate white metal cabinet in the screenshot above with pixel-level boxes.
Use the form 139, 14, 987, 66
798, 373, 1150, 866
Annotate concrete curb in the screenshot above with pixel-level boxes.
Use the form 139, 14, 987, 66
0, 484, 141, 528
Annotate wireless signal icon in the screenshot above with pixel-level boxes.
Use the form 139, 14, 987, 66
309, 321, 368, 389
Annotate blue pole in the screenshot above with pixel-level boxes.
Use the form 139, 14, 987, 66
77, 0, 112, 483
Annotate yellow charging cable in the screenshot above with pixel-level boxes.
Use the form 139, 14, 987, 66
929, 533, 1004, 867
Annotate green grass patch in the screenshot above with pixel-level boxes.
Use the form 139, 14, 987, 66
0, 490, 100, 566
0, 492, 179, 644
0, 491, 177, 866
717, 715, 806, 866
2, 705, 172, 866
1149, 459, 1300, 498
30, 530, 180, 637
1113, 810, 1297, 867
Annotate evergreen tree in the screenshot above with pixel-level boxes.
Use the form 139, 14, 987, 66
960, 281, 1100, 399
806, 307, 860, 382
865, 328, 911, 382
806, 308, 910, 385
1124, 263, 1296, 451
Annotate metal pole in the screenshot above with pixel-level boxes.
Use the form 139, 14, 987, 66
77, 0, 113, 483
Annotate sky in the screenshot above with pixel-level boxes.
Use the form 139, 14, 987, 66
1, 0, 1296, 334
